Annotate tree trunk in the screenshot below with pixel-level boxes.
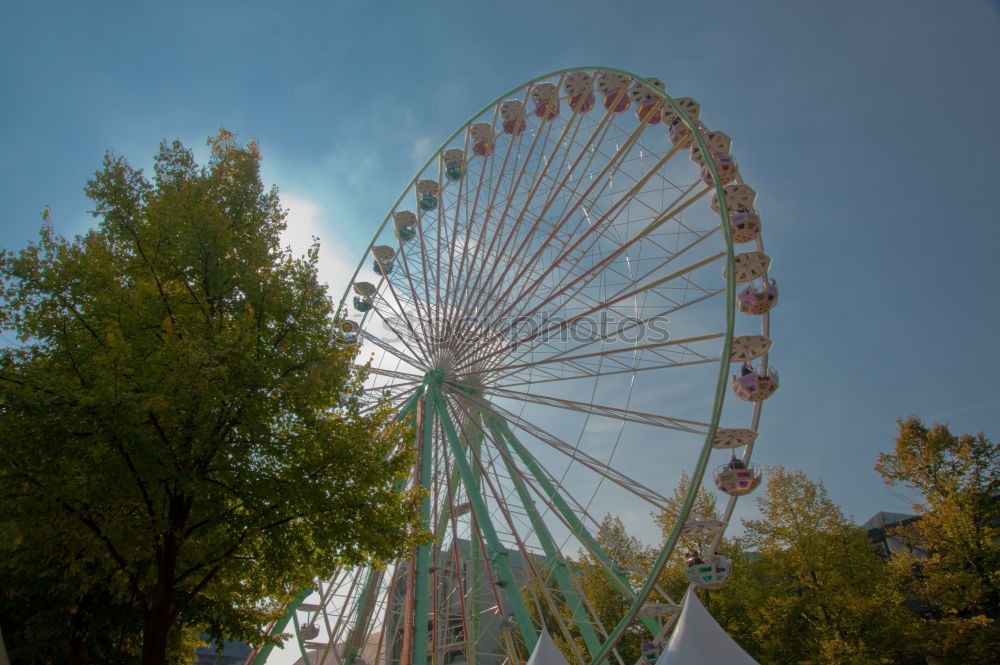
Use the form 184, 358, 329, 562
141, 564, 177, 665
67, 602, 89, 665
141, 497, 189, 665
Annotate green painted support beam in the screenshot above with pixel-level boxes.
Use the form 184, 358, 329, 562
484, 416, 603, 662
252, 588, 310, 665
433, 463, 463, 544
494, 419, 660, 637
427, 385, 539, 655
411, 391, 435, 665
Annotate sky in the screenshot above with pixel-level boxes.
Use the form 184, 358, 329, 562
2, 0, 999, 576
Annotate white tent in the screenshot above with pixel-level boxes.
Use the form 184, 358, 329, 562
525, 628, 572, 665
657, 586, 760, 665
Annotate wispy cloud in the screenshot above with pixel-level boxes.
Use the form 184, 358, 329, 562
281, 193, 357, 305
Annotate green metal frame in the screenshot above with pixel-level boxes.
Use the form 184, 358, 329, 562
485, 414, 603, 658
490, 418, 662, 640
426, 381, 539, 655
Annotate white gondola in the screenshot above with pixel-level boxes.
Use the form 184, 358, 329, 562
394, 210, 418, 242
712, 427, 759, 450
416, 180, 440, 212
470, 123, 495, 157
732, 363, 779, 402
499, 99, 527, 136
711, 184, 762, 243
729, 335, 772, 363
711, 184, 756, 213
685, 552, 731, 589
353, 281, 376, 312
564, 71, 595, 113
662, 97, 702, 146
728, 206, 762, 244
597, 71, 632, 113
372, 245, 396, 276
737, 279, 779, 315
691, 130, 737, 185
530, 82, 560, 120
724, 251, 772, 284
441, 148, 465, 181
629, 77, 665, 125
714, 458, 763, 496
339, 319, 360, 344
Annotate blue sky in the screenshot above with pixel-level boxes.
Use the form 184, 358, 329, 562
2, 0, 999, 536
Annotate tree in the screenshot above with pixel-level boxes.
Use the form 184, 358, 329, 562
532, 476, 725, 665
528, 515, 655, 665
875, 416, 1000, 664
0, 131, 422, 665
715, 465, 914, 665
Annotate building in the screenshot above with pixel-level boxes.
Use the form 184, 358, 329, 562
862, 511, 927, 560
194, 639, 252, 665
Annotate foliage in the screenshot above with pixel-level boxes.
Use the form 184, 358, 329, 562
527, 515, 654, 665
709, 465, 914, 665
0, 131, 422, 665
875, 416, 1000, 664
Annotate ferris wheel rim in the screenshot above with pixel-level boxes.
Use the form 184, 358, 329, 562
335, 62, 739, 547
302, 65, 777, 665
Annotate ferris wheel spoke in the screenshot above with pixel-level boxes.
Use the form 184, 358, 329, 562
391, 227, 439, 351
357, 329, 424, 370
446, 95, 548, 327
356, 364, 423, 383
452, 85, 578, 327
490, 333, 723, 385
402, 208, 446, 350
493, 186, 718, 342
364, 294, 430, 365
462, 394, 672, 510
480, 386, 709, 434
377, 274, 436, 361
493, 356, 718, 389
479, 413, 666, 639
508, 181, 713, 327
427, 385, 542, 653
467, 95, 640, 329
441, 397, 611, 665
476, 131, 681, 329
452, 251, 725, 375
489, 140, 686, 329
442, 105, 508, 335
603, 232, 722, 307
359, 382, 423, 409
492, 286, 725, 380
447, 128, 586, 345
475, 119, 649, 329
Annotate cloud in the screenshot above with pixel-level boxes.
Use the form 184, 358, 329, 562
410, 135, 434, 168
281, 193, 358, 307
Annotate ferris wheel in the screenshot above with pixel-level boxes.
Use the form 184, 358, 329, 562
253, 66, 779, 665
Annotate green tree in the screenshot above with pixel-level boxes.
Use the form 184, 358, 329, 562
720, 465, 914, 665
525, 514, 655, 665
534, 476, 725, 665
875, 416, 1000, 664
0, 131, 421, 665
